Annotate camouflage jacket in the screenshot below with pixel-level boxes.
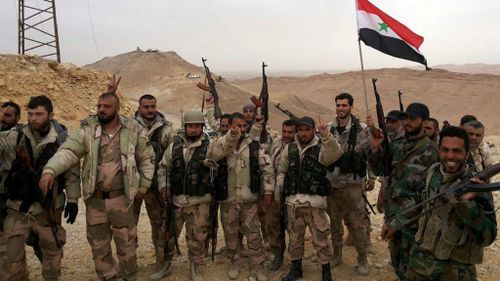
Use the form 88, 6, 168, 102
413, 163, 497, 264
368, 134, 439, 227
468, 141, 494, 173
327, 115, 371, 188
277, 133, 343, 209
0, 124, 80, 214
43, 115, 155, 203
223, 136, 274, 203
157, 131, 239, 207
270, 136, 287, 202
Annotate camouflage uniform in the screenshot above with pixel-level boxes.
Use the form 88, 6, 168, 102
326, 116, 371, 259
133, 112, 174, 266
157, 131, 238, 264
219, 135, 274, 274
468, 141, 494, 173
43, 115, 155, 281
0, 124, 79, 280
405, 163, 497, 281
276, 133, 343, 265
368, 135, 439, 280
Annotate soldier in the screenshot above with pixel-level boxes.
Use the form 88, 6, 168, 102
0, 101, 21, 131
463, 120, 494, 173
0, 95, 79, 281
424, 117, 440, 143
277, 116, 343, 281
132, 94, 175, 279
405, 126, 497, 280
205, 95, 232, 136
369, 103, 439, 280
40, 92, 155, 281
459, 115, 477, 128
219, 112, 274, 281
266, 119, 296, 271
384, 110, 405, 142
155, 110, 240, 281
326, 93, 371, 275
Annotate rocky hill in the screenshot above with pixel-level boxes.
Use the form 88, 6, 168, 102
0, 54, 132, 130
234, 68, 500, 134
85, 49, 335, 128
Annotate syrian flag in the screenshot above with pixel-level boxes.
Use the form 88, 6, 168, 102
356, 0, 428, 67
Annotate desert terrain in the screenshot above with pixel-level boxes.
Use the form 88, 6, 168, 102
1, 51, 500, 280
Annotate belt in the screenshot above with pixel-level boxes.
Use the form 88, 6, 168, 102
94, 190, 125, 200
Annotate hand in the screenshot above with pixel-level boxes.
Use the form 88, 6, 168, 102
255, 114, 264, 125
106, 74, 121, 94
39, 173, 55, 195
264, 194, 273, 208
370, 127, 385, 152
205, 95, 214, 106
64, 202, 78, 224
316, 116, 328, 138
134, 191, 145, 201
381, 223, 396, 240
366, 116, 375, 127
229, 123, 241, 136
376, 190, 384, 213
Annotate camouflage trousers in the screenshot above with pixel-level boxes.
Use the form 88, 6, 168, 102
132, 188, 166, 266
265, 200, 284, 256
2, 208, 66, 281
85, 195, 138, 281
327, 183, 369, 252
166, 202, 210, 265
287, 205, 332, 265
257, 192, 268, 243
389, 228, 415, 281
406, 246, 477, 281
220, 201, 266, 266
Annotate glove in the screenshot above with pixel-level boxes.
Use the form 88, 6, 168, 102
64, 202, 78, 224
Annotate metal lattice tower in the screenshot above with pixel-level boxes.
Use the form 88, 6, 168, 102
18, 0, 61, 62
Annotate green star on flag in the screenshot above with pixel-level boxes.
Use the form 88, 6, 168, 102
378, 22, 389, 32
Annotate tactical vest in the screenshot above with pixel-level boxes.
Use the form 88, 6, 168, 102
170, 136, 213, 196
215, 140, 262, 201
329, 116, 366, 177
284, 142, 330, 196
4, 123, 67, 212
415, 163, 486, 264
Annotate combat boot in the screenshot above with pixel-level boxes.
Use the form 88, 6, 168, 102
281, 259, 303, 281
331, 246, 342, 267
251, 263, 268, 281
322, 263, 332, 281
355, 252, 369, 276
190, 261, 204, 281
268, 253, 284, 271
227, 259, 240, 280
149, 260, 171, 280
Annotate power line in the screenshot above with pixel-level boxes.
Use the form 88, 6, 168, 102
85, 0, 100, 60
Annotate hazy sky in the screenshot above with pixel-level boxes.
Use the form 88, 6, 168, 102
1, 0, 499, 73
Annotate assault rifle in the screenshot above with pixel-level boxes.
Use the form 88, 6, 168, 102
372, 78, 392, 177
250, 62, 269, 143
275, 103, 298, 120
210, 186, 219, 261
398, 90, 404, 111
197, 57, 222, 119
278, 181, 287, 258
388, 163, 500, 227
164, 193, 181, 258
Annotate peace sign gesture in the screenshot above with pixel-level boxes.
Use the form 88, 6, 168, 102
316, 116, 329, 138
106, 74, 122, 94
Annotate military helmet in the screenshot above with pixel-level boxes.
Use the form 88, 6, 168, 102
183, 110, 205, 124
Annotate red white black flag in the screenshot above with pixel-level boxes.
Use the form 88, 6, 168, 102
356, 0, 428, 67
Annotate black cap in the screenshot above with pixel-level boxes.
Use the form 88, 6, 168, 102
385, 110, 404, 121
296, 116, 315, 128
400, 103, 430, 120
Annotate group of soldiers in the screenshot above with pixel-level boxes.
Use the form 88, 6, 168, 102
0, 76, 497, 281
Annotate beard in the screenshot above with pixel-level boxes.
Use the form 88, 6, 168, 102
186, 133, 202, 142
98, 111, 117, 124
29, 119, 50, 133
405, 122, 423, 138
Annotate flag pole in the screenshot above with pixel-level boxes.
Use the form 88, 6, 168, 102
357, 39, 369, 116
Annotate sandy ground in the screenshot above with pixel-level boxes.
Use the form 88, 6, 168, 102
25, 137, 500, 281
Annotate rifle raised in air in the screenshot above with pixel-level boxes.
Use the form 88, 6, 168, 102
275, 103, 297, 120
398, 90, 404, 111
197, 57, 222, 119
372, 78, 392, 177
250, 62, 269, 143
